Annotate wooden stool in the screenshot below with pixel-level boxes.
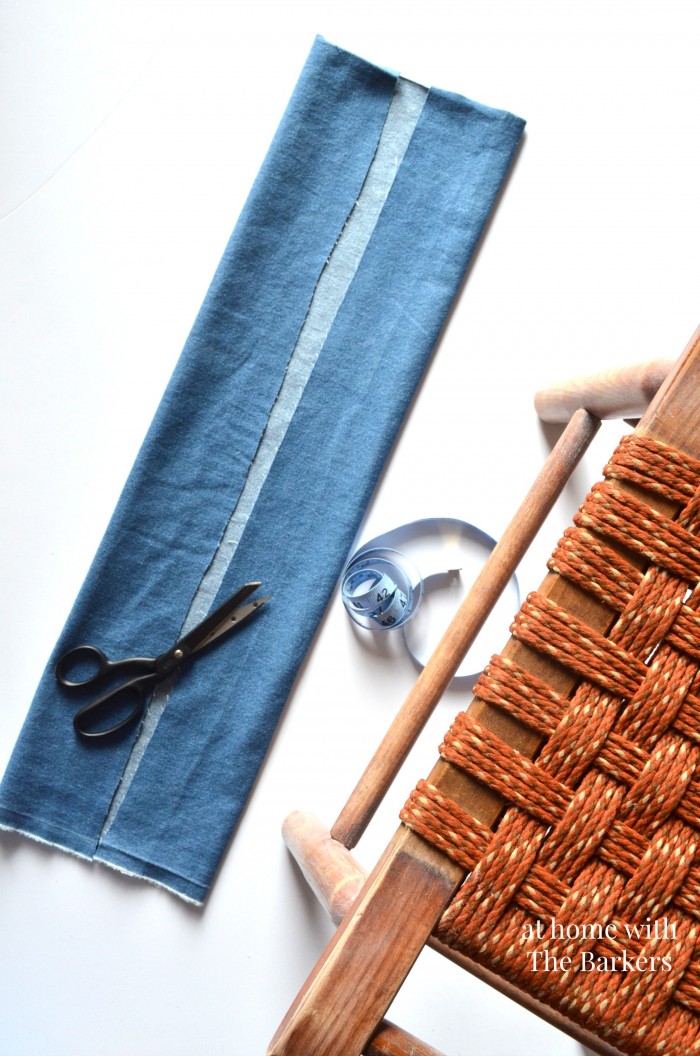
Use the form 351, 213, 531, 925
269, 329, 700, 1056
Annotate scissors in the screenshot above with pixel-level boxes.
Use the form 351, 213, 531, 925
55, 582, 270, 741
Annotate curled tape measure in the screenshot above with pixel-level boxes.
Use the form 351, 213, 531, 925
342, 550, 419, 629
341, 518, 520, 684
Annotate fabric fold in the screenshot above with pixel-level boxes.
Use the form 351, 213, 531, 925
0, 35, 525, 903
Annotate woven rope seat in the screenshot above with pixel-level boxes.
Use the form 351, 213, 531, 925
401, 433, 700, 1055
269, 330, 700, 1056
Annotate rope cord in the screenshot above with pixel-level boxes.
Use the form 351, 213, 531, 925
400, 434, 700, 1054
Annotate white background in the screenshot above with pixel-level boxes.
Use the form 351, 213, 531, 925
0, 2, 698, 1054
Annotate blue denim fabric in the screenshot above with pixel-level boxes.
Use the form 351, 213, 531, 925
0, 36, 524, 903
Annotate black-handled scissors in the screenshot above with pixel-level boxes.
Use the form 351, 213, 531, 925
56, 582, 270, 741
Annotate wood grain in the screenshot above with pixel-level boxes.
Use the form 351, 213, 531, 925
365, 1020, 447, 1056
283, 810, 366, 925
534, 357, 673, 424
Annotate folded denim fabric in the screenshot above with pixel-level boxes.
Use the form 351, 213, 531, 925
0, 36, 525, 903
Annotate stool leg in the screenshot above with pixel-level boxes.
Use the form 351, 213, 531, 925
534, 357, 673, 424
282, 811, 448, 1056
282, 810, 366, 924
365, 1021, 447, 1056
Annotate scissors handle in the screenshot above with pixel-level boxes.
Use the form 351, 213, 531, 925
72, 673, 155, 740
55, 645, 155, 688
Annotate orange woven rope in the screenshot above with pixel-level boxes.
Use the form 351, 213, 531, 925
401, 434, 700, 1055
548, 526, 641, 612
604, 434, 700, 505
576, 481, 700, 582
472, 655, 566, 737
511, 592, 647, 697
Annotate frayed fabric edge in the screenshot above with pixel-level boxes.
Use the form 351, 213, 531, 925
0, 818, 204, 906
0, 819, 93, 862
93, 852, 204, 907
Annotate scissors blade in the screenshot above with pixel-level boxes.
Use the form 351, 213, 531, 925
174, 582, 268, 658
194, 595, 271, 652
